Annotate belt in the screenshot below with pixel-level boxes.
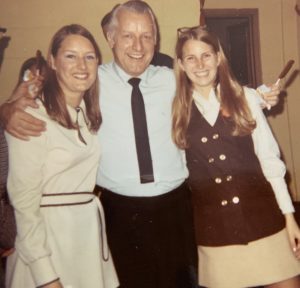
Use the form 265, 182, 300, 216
40, 192, 109, 261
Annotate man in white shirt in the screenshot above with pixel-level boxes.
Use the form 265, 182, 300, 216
97, 2, 198, 287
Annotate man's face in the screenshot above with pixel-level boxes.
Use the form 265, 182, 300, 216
108, 9, 156, 77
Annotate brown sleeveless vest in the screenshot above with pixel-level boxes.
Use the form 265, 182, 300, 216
186, 102, 285, 246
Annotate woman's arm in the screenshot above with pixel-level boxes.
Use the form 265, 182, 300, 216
246, 87, 300, 258
245, 87, 294, 214
6, 107, 59, 287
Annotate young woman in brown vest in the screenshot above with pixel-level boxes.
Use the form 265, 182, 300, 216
172, 26, 300, 288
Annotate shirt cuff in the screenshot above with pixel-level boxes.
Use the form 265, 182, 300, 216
268, 177, 295, 214
29, 256, 58, 287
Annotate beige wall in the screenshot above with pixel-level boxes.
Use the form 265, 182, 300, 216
0, 0, 199, 102
1, 0, 300, 199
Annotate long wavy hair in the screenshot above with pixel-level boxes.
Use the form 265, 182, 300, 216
172, 26, 256, 149
42, 24, 102, 132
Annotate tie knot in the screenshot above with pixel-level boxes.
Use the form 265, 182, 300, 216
128, 78, 141, 87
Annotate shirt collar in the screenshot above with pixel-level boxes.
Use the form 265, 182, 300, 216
112, 61, 150, 85
67, 99, 86, 123
192, 87, 220, 114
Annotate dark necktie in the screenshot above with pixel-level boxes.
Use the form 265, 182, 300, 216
128, 78, 154, 184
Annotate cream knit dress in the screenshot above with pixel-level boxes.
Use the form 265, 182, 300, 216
5, 100, 118, 288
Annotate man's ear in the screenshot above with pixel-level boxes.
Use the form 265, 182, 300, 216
107, 32, 115, 49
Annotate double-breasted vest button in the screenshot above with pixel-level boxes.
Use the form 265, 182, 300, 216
212, 133, 219, 140
215, 177, 222, 184
226, 175, 233, 182
132, 213, 139, 221
208, 157, 214, 163
232, 196, 240, 204
221, 200, 228, 206
201, 137, 208, 143
219, 154, 226, 160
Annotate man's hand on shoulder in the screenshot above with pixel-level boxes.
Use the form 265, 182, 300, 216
11, 77, 43, 102
1, 98, 45, 140
0, 80, 46, 140
257, 83, 281, 110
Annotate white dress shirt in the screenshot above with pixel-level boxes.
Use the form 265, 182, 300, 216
97, 62, 188, 196
192, 87, 294, 214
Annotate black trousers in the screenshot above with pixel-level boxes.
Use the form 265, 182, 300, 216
100, 182, 198, 288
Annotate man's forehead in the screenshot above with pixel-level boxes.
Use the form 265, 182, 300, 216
118, 11, 153, 25
119, 23, 155, 34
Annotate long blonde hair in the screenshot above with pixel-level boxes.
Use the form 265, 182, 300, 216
172, 26, 256, 149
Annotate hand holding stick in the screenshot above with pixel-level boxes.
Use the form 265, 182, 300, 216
258, 59, 295, 110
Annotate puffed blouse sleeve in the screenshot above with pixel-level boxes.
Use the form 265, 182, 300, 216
245, 87, 294, 214
5, 106, 59, 287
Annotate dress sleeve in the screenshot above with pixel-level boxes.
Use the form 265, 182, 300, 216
245, 87, 294, 214
5, 108, 59, 286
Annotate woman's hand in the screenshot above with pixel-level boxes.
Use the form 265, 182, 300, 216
285, 213, 300, 259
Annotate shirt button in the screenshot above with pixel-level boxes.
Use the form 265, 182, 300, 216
201, 137, 208, 143
221, 200, 228, 206
219, 154, 226, 160
212, 133, 219, 140
232, 196, 240, 204
208, 157, 214, 163
215, 177, 222, 184
226, 175, 233, 182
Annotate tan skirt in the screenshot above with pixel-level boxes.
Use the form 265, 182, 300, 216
198, 229, 300, 288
